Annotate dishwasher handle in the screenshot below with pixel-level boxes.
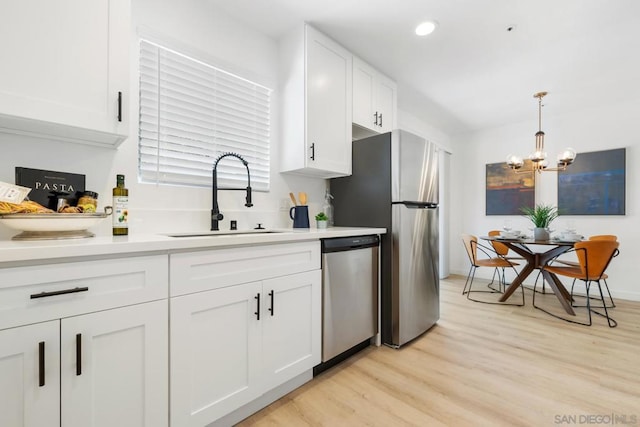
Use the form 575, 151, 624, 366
321, 235, 379, 253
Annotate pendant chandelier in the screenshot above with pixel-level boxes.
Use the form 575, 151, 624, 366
506, 91, 576, 173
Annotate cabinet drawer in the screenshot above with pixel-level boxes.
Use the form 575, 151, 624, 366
170, 241, 320, 296
0, 255, 168, 330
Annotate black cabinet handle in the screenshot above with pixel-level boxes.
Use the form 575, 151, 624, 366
117, 91, 123, 122
30, 287, 89, 299
310, 143, 315, 161
254, 293, 260, 320
374, 112, 379, 126
268, 290, 274, 316
76, 334, 82, 376
379, 113, 383, 127
38, 341, 45, 387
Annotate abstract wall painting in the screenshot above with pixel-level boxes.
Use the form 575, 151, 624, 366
558, 148, 625, 215
486, 160, 535, 215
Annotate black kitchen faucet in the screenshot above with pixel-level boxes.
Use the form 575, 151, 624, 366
211, 153, 252, 231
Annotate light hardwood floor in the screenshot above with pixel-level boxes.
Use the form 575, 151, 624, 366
237, 275, 640, 426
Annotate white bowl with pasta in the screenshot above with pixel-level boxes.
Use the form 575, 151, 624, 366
0, 207, 112, 240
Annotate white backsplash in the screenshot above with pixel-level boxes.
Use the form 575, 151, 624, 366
128, 205, 323, 235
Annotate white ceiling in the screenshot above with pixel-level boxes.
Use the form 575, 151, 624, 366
209, 0, 640, 135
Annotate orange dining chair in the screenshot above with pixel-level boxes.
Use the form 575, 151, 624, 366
553, 234, 618, 308
487, 230, 523, 292
582, 235, 618, 308
539, 240, 619, 327
461, 234, 523, 305
589, 235, 618, 241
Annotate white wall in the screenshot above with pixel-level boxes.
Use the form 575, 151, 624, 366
397, 108, 453, 154
450, 97, 640, 301
0, 0, 326, 240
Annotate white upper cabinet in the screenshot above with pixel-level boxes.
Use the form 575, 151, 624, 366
280, 24, 352, 178
352, 56, 397, 139
0, 0, 130, 148
376, 75, 397, 133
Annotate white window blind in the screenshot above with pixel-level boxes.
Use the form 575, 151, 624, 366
138, 40, 271, 191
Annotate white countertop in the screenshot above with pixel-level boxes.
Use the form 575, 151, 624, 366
0, 227, 386, 265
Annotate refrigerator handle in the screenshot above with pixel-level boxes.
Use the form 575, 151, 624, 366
392, 201, 438, 209
310, 143, 315, 161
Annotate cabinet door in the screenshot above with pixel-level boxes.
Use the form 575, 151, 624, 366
352, 56, 397, 138
262, 270, 321, 390
60, 300, 168, 427
0, 0, 129, 146
305, 25, 352, 176
376, 75, 397, 134
0, 321, 59, 427
170, 282, 262, 427
352, 57, 376, 131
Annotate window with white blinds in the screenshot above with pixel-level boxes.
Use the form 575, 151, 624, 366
138, 40, 271, 191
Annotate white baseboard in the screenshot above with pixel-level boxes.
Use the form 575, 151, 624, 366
446, 269, 640, 302
207, 371, 313, 427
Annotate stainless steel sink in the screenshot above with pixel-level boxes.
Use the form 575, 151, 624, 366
164, 229, 283, 238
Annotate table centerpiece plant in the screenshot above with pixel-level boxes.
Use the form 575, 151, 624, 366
520, 204, 558, 241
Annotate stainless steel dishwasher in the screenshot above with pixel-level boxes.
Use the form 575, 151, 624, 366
319, 235, 379, 365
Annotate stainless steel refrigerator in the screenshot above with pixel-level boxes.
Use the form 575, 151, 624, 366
330, 129, 439, 348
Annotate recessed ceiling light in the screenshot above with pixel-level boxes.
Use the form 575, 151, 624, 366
415, 21, 437, 36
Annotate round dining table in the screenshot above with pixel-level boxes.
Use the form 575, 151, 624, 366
483, 236, 577, 315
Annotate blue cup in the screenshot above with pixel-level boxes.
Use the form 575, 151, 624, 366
289, 205, 310, 228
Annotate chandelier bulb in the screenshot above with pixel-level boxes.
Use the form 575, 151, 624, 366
558, 148, 577, 165
506, 154, 524, 169
529, 150, 547, 162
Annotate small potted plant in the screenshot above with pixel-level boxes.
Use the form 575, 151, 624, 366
315, 212, 328, 229
520, 204, 558, 240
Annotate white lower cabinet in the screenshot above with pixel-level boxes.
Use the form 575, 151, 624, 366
262, 271, 321, 390
61, 301, 168, 427
170, 268, 321, 426
0, 300, 168, 427
170, 281, 263, 426
0, 321, 60, 427
1, 241, 324, 426
0, 254, 169, 427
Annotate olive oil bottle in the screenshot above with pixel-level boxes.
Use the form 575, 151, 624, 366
112, 174, 129, 235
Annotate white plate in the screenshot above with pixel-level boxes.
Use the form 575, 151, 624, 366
0, 211, 111, 240
498, 232, 523, 239
553, 237, 583, 243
